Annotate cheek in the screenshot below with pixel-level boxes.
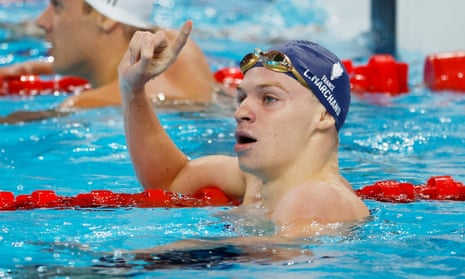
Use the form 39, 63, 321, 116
282, 111, 315, 144
56, 19, 94, 52
267, 120, 305, 149
53, 18, 79, 45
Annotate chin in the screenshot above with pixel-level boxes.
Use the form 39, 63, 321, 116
238, 158, 267, 178
238, 157, 253, 172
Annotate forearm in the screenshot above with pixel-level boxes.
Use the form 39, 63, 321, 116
27, 60, 54, 75
0, 109, 70, 124
131, 236, 312, 263
118, 21, 194, 190
0, 60, 53, 76
122, 90, 188, 190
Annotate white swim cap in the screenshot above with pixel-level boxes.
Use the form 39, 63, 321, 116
84, 0, 154, 29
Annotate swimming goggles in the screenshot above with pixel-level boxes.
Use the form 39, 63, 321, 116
239, 48, 310, 89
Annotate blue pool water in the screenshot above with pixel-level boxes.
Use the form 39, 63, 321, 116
1, 1, 465, 278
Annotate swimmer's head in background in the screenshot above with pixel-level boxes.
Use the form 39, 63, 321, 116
240, 40, 351, 131
84, 0, 155, 29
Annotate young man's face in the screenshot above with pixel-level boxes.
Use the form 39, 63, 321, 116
36, 0, 100, 76
234, 66, 326, 180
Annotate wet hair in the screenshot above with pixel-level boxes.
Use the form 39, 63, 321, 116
82, 1, 93, 14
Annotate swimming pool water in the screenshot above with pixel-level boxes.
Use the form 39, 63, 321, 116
1, 1, 465, 278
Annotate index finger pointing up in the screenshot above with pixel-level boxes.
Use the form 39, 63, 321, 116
166, 20, 193, 58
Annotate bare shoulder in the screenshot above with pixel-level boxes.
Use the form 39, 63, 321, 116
272, 180, 369, 227
171, 155, 246, 199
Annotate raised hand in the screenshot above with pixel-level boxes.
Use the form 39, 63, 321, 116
118, 20, 193, 96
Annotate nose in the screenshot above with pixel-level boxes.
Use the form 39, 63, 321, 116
234, 98, 255, 124
35, 5, 52, 32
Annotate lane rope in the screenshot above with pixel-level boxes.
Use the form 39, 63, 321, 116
0, 186, 240, 211
0, 74, 90, 96
1, 176, 464, 210
2, 51, 465, 96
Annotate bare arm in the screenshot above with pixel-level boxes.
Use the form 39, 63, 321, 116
0, 109, 70, 124
0, 61, 74, 124
118, 21, 247, 197
132, 237, 313, 264
118, 22, 193, 190
0, 60, 53, 76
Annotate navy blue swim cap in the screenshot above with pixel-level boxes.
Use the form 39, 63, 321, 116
250, 40, 351, 131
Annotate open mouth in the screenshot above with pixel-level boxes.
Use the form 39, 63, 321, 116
236, 135, 257, 144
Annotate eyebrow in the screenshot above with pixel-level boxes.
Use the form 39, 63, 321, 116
239, 81, 289, 94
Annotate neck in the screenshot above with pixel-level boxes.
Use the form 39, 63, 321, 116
83, 26, 129, 87
259, 131, 341, 211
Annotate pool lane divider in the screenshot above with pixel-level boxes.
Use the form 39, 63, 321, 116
356, 175, 465, 203
0, 186, 241, 211
0, 176, 464, 210
2, 50, 465, 97
0, 75, 90, 96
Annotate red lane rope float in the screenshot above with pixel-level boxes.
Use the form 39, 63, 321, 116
0, 74, 90, 96
213, 66, 243, 88
424, 51, 465, 92
1, 176, 464, 210
356, 176, 465, 203
345, 55, 409, 95
0, 186, 240, 211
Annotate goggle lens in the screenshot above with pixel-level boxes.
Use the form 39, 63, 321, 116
239, 48, 309, 89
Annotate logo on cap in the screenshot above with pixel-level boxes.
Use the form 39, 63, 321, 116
330, 62, 344, 81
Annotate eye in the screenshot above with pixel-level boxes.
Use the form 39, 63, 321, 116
262, 94, 278, 104
51, 0, 63, 10
236, 89, 247, 104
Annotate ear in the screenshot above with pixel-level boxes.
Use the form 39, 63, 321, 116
316, 110, 335, 131
96, 14, 118, 32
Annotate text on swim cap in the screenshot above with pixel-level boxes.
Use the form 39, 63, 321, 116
304, 70, 341, 116
105, 0, 118, 6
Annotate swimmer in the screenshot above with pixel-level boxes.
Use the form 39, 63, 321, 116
0, 0, 213, 123
118, 21, 369, 241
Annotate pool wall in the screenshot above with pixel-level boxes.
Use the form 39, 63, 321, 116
319, 0, 465, 55
398, 0, 465, 54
